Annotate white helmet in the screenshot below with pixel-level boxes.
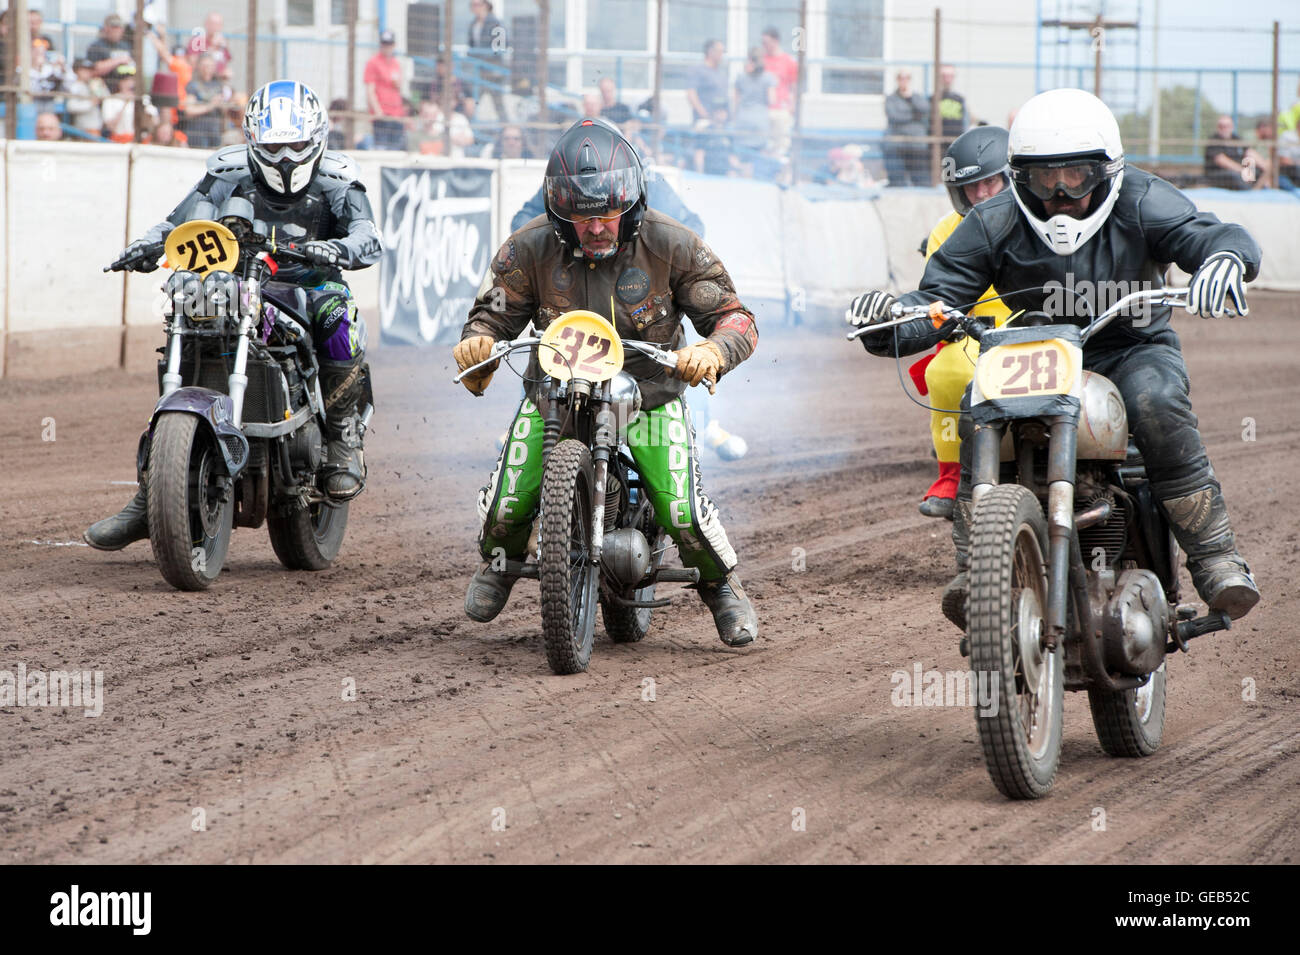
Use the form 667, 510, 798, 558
1008, 88, 1125, 256
243, 80, 329, 201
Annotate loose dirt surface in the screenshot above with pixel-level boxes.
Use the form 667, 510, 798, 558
1, 296, 1297, 864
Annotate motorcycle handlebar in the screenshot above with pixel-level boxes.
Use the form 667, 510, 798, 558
452, 336, 713, 390
104, 242, 165, 273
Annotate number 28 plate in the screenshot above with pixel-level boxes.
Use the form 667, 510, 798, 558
539, 310, 626, 383
974, 339, 1082, 404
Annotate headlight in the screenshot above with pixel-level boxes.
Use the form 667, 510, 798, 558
608, 371, 642, 439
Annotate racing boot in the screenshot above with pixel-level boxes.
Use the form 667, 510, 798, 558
84, 481, 149, 551
941, 497, 972, 633
320, 357, 367, 501
697, 572, 758, 647
1160, 486, 1260, 620
464, 563, 519, 622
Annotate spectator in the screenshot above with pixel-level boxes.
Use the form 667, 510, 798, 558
186, 12, 232, 80
1204, 115, 1264, 190
686, 40, 729, 127
467, 0, 508, 121
406, 99, 470, 156
182, 54, 233, 149
1260, 117, 1300, 192
148, 31, 195, 123
1278, 79, 1300, 137
937, 64, 968, 150
29, 9, 57, 56
598, 77, 631, 125
884, 68, 930, 186
147, 119, 188, 148
65, 59, 108, 136
30, 40, 66, 104
694, 106, 736, 176
623, 110, 655, 161
482, 123, 533, 159
365, 30, 407, 151
102, 67, 158, 143
733, 47, 775, 156
86, 14, 135, 79
759, 27, 798, 112
35, 110, 64, 142
580, 91, 602, 119
328, 98, 352, 149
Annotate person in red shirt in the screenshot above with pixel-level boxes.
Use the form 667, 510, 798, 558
186, 11, 231, 80
760, 27, 798, 112
364, 30, 406, 150
760, 27, 798, 154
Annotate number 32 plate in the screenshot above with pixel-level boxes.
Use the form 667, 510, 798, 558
539, 310, 626, 383
974, 339, 1082, 404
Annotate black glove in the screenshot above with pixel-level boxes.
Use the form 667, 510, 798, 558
119, 239, 160, 273
304, 240, 345, 268
1186, 251, 1248, 318
846, 290, 897, 349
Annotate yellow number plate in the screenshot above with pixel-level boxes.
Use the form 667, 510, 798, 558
976, 339, 1080, 401
539, 310, 625, 383
164, 220, 240, 275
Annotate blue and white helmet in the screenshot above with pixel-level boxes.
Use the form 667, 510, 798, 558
243, 80, 329, 200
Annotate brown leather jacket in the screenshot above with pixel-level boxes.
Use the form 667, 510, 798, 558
461, 208, 758, 410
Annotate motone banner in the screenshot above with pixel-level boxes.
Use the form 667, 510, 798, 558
379, 166, 494, 345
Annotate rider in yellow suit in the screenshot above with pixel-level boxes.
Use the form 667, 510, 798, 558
916, 125, 1015, 518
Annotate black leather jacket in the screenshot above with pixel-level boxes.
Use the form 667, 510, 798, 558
871, 165, 1262, 357
142, 146, 383, 288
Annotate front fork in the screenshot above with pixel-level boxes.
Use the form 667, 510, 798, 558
971, 416, 1077, 650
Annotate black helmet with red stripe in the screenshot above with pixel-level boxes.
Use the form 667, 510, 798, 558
543, 118, 646, 257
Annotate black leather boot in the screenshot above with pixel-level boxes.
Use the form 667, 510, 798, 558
1160, 485, 1260, 620
319, 357, 367, 501
84, 483, 149, 551
698, 572, 758, 646
942, 497, 972, 632
464, 563, 519, 622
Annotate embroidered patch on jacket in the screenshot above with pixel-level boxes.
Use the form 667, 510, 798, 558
616, 267, 651, 304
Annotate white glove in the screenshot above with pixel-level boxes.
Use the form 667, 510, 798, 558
304, 240, 344, 268
845, 290, 896, 327
1186, 251, 1249, 318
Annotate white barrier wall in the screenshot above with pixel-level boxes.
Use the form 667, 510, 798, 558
3, 139, 1298, 379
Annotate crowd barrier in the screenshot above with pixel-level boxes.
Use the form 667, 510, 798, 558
4, 139, 1297, 379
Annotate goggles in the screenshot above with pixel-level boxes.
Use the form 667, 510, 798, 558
544, 167, 641, 223
1011, 157, 1121, 201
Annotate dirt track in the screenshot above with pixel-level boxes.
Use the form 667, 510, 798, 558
1, 296, 1297, 864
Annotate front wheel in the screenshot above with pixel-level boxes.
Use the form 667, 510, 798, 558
968, 484, 1064, 799
147, 413, 234, 591
539, 440, 599, 674
268, 500, 349, 571
1088, 661, 1167, 757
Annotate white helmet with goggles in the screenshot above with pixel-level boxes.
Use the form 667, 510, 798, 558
243, 80, 329, 201
1008, 88, 1125, 255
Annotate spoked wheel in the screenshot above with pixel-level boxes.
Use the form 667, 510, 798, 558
1088, 660, 1167, 756
968, 484, 1064, 799
148, 413, 233, 591
539, 440, 599, 674
268, 499, 349, 570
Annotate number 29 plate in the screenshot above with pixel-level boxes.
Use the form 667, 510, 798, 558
164, 220, 240, 275
974, 339, 1082, 404
539, 310, 626, 383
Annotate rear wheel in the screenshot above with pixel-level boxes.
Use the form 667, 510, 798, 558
147, 413, 233, 591
967, 484, 1063, 799
268, 500, 349, 570
539, 440, 599, 674
1088, 661, 1167, 756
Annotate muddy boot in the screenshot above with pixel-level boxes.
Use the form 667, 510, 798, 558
698, 572, 758, 646
320, 358, 367, 501
464, 563, 518, 622
84, 482, 149, 551
919, 496, 955, 519
1161, 486, 1260, 620
941, 497, 972, 632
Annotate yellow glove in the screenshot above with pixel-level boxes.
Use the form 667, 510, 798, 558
453, 335, 499, 396
672, 340, 724, 394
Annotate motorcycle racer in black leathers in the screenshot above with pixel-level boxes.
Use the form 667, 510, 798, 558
848, 88, 1261, 625
85, 80, 382, 551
